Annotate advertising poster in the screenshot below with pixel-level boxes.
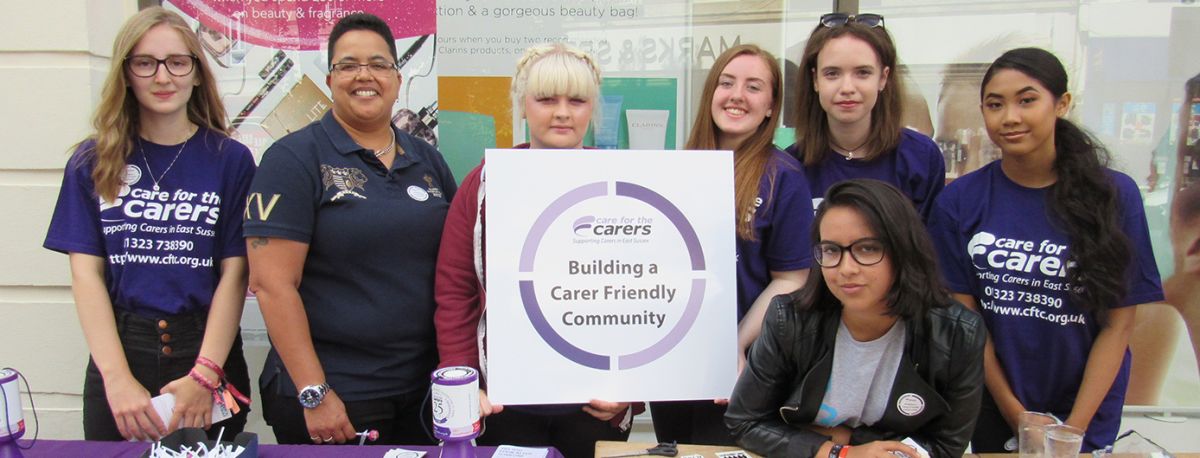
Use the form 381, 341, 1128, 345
159, 0, 438, 159
484, 149, 737, 404
149, 0, 436, 345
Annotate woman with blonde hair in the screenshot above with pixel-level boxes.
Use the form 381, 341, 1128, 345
650, 44, 813, 446
45, 7, 255, 441
435, 43, 638, 458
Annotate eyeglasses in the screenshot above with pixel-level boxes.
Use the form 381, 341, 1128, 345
819, 13, 885, 28
814, 238, 886, 267
125, 54, 198, 78
329, 61, 398, 78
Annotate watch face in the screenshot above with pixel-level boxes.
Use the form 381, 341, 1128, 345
298, 385, 326, 409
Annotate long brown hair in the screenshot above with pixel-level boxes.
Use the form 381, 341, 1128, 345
79, 6, 230, 202
792, 22, 904, 166
687, 44, 784, 241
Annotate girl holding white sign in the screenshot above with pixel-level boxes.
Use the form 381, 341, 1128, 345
434, 43, 638, 458
44, 7, 255, 441
927, 48, 1163, 452
786, 13, 945, 221
649, 44, 814, 446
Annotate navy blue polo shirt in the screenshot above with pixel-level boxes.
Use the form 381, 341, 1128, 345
245, 111, 457, 401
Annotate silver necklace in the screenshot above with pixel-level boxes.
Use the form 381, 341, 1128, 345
139, 128, 192, 191
831, 140, 867, 161
373, 131, 396, 158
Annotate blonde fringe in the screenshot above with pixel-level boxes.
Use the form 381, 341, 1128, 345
510, 43, 602, 119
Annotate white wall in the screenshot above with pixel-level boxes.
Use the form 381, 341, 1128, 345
0, 0, 144, 439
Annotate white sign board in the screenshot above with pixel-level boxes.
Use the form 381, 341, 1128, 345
485, 149, 737, 405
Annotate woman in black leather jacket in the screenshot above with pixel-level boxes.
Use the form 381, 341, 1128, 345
726, 179, 985, 458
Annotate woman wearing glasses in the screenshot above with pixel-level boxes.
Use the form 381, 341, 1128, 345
44, 7, 255, 441
928, 48, 1163, 452
649, 44, 813, 446
788, 13, 945, 220
244, 13, 456, 445
726, 179, 985, 458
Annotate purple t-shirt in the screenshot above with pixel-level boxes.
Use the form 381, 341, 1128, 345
44, 128, 256, 318
928, 161, 1163, 450
786, 128, 945, 220
735, 148, 814, 320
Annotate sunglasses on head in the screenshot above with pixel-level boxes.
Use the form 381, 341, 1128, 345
820, 13, 885, 28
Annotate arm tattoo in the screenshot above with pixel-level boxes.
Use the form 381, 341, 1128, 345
250, 237, 270, 250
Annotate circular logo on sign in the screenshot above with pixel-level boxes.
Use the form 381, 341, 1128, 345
519, 181, 707, 371
896, 393, 925, 416
407, 185, 429, 201
123, 165, 142, 185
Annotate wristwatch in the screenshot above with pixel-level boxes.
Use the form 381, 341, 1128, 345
297, 383, 330, 409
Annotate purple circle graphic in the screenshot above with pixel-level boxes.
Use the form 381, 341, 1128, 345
518, 181, 707, 370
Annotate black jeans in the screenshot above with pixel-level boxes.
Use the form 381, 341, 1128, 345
971, 390, 1017, 453
477, 407, 631, 458
649, 400, 736, 446
262, 386, 435, 446
82, 310, 251, 441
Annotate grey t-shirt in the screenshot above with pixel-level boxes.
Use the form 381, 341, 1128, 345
814, 319, 907, 428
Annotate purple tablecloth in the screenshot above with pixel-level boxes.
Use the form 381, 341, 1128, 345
13, 439, 564, 458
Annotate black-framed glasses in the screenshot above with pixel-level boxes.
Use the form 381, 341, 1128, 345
814, 238, 886, 267
329, 61, 399, 78
819, 13, 885, 29
125, 54, 197, 78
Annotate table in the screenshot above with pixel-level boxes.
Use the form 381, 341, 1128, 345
971, 455, 1200, 457
14, 439, 564, 458
595, 441, 762, 458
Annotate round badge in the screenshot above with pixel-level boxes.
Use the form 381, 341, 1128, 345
407, 185, 430, 201
123, 165, 142, 185
896, 393, 925, 417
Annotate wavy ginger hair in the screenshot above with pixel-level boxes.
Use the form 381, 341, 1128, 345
687, 44, 784, 241
79, 7, 229, 202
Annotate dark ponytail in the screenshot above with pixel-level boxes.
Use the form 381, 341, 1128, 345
982, 48, 1129, 324
1048, 117, 1129, 324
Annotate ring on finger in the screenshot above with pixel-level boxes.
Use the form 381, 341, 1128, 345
310, 436, 320, 441
323, 436, 334, 443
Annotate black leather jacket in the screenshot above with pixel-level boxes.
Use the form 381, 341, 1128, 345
725, 294, 986, 458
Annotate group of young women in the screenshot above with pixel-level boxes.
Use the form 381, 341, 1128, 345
44, 7, 1162, 458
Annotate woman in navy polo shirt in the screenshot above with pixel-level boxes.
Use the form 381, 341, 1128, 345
44, 7, 255, 441
435, 43, 638, 458
787, 13, 944, 220
243, 13, 457, 445
649, 44, 813, 446
928, 48, 1163, 451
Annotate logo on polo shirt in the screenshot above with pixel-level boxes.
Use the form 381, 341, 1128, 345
321, 165, 367, 201
424, 174, 444, 198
